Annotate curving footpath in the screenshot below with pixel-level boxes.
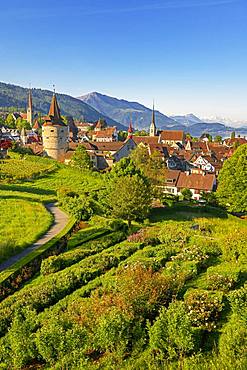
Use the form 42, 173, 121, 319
0, 203, 69, 272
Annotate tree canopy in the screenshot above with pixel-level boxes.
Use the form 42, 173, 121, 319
71, 145, 93, 170
217, 144, 247, 212
107, 175, 152, 226
130, 146, 166, 185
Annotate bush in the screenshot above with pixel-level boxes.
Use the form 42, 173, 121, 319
148, 301, 195, 360
171, 245, 209, 270
228, 284, 247, 319
93, 307, 133, 353
0, 308, 37, 369
89, 216, 127, 232
206, 263, 241, 292
35, 320, 87, 366
181, 188, 193, 201
67, 227, 109, 250
40, 231, 126, 275
185, 289, 224, 331
219, 315, 247, 362
165, 260, 198, 281
0, 241, 142, 337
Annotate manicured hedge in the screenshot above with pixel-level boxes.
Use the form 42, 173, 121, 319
40, 231, 126, 275
0, 241, 142, 337
66, 227, 110, 250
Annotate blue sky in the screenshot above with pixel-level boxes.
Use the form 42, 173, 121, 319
0, 0, 247, 121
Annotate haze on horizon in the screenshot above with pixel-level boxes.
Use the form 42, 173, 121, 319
0, 0, 247, 123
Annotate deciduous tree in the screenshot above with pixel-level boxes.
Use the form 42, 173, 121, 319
71, 145, 93, 170
217, 144, 247, 212
108, 175, 152, 226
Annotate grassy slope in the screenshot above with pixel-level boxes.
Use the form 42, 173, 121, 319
0, 200, 53, 264
0, 155, 102, 264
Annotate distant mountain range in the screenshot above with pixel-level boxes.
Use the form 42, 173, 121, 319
1, 82, 246, 138
0, 82, 126, 130
78, 92, 177, 129
79, 92, 247, 138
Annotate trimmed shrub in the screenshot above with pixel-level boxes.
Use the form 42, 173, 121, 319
219, 315, 247, 362
0, 242, 142, 337
41, 231, 126, 275
206, 263, 241, 292
185, 289, 224, 331
148, 301, 195, 360
228, 284, 247, 319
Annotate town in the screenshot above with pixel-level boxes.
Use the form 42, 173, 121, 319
0, 0, 246, 368
1, 89, 246, 202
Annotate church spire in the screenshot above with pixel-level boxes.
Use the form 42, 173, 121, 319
128, 112, 134, 139
27, 88, 33, 125
149, 101, 157, 137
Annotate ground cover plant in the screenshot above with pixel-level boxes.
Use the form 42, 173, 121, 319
0, 206, 246, 369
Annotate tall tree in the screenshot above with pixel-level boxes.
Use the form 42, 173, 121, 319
217, 144, 247, 212
214, 135, 222, 143
130, 146, 166, 185
5, 114, 16, 128
71, 145, 93, 170
16, 118, 31, 130
108, 175, 152, 226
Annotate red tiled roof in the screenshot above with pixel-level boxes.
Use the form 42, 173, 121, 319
93, 142, 124, 151
148, 143, 167, 156
160, 130, 185, 142
133, 136, 159, 145
177, 172, 215, 191
164, 170, 181, 186
224, 138, 247, 146
95, 127, 116, 138
20, 113, 27, 120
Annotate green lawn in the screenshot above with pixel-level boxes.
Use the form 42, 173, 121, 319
0, 199, 53, 264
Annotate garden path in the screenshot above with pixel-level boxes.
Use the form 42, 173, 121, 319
0, 203, 69, 271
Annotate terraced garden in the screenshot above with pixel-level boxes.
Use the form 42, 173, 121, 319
0, 207, 246, 369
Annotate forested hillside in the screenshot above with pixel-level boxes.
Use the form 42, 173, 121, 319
0, 82, 125, 129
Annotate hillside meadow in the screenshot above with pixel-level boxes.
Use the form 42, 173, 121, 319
0, 154, 103, 264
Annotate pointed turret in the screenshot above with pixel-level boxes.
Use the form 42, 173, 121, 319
27, 88, 33, 125
149, 101, 157, 137
128, 113, 134, 139
42, 88, 69, 160
48, 94, 62, 123
44, 92, 65, 126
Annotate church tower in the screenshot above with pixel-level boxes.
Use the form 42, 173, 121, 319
127, 113, 134, 139
149, 102, 157, 137
42, 92, 69, 161
27, 89, 33, 125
